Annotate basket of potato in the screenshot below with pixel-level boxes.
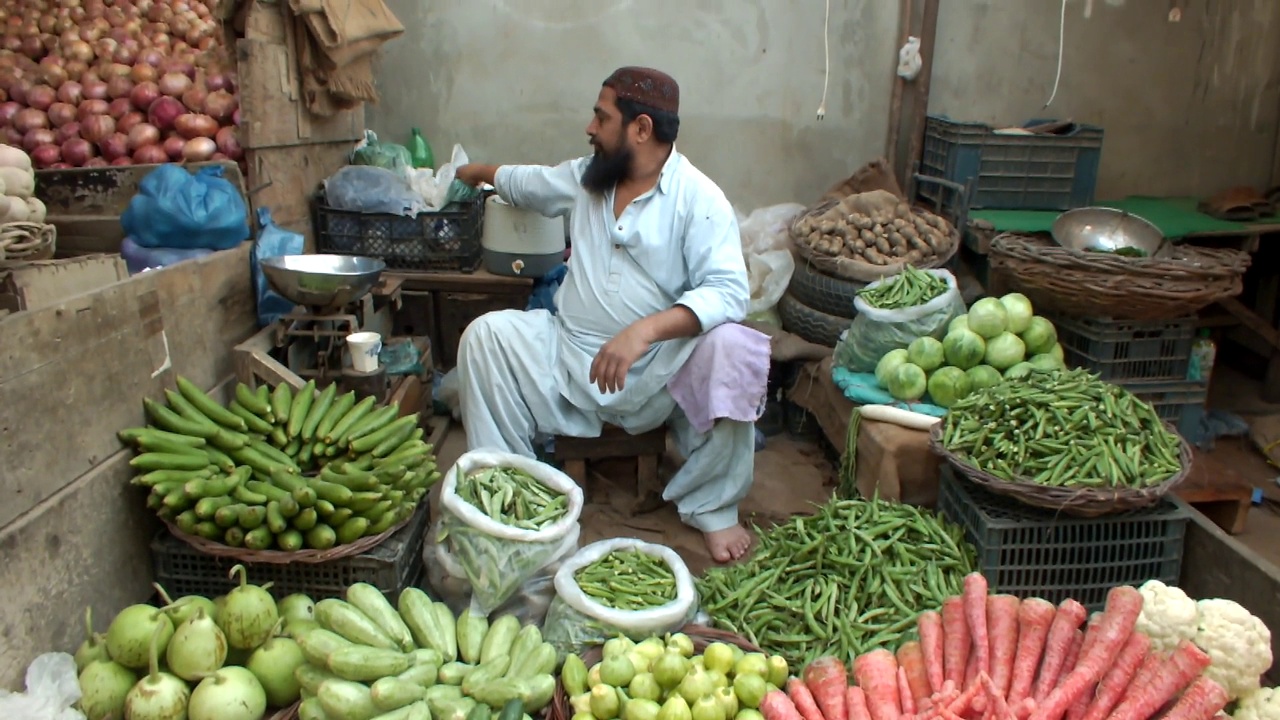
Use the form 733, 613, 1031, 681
790, 189, 959, 283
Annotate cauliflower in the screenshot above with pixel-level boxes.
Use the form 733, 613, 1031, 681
1195, 598, 1273, 701
1135, 579, 1199, 652
1234, 687, 1280, 720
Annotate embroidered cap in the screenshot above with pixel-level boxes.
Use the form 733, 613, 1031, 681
602, 66, 680, 114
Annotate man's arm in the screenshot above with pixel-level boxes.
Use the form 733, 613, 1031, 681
455, 164, 500, 188
456, 160, 583, 218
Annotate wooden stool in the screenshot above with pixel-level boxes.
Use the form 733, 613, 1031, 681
553, 424, 667, 492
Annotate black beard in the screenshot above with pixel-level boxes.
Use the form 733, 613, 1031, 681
581, 145, 633, 195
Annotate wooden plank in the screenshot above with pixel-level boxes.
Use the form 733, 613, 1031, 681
236, 38, 363, 150
1218, 297, 1280, 351
388, 270, 535, 294
246, 142, 353, 240
0, 449, 158, 689
1178, 497, 1280, 684
0, 244, 256, 527
0, 255, 128, 312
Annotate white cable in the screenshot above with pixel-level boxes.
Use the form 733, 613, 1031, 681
816, 0, 830, 120
1043, 0, 1068, 108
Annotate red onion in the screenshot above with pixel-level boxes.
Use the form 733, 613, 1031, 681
31, 143, 60, 168
0, 100, 20, 125
106, 75, 132, 100
22, 127, 53, 151
132, 144, 166, 164
36, 64, 67, 88
117, 110, 143, 132
182, 136, 215, 162
146, 95, 183, 130
13, 107, 48, 133
111, 43, 135, 66
56, 81, 83, 105
84, 156, 108, 167
110, 156, 131, 166
54, 121, 80, 144
173, 112, 215, 139
82, 79, 108, 100
21, 36, 44, 60
2, 126, 22, 146
162, 133, 183, 159
77, 98, 109, 120
214, 125, 241, 161
103, 62, 130, 79
180, 85, 205, 112
47, 102, 76, 127
126, 121, 157, 150
202, 90, 235, 122
63, 59, 88, 81
138, 48, 163, 67
100, 131, 129, 160
159, 59, 194, 79
231, 107, 240, 126
80, 113, 114, 143
62, 137, 95, 166
24, 83, 55, 110
130, 63, 157, 84
7, 79, 28, 105
127, 79, 157, 109
204, 71, 230, 92
158, 72, 191, 97
107, 97, 132, 119
65, 40, 94, 64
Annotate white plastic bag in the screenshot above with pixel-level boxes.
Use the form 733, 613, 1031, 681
542, 538, 698, 659
430, 449, 585, 615
738, 203, 805, 255
738, 203, 805, 317
897, 37, 923, 80
836, 268, 965, 372
0, 653, 85, 720
408, 144, 471, 211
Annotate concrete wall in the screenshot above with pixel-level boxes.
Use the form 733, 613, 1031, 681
367, 0, 1280, 210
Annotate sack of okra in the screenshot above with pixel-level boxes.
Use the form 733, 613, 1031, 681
542, 538, 698, 659
427, 449, 584, 616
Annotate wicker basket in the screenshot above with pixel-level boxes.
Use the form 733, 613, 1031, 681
0, 221, 55, 264
161, 510, 414, 565
789, 198, 960, 283
547, 625, 763, 720
987, 232, 1250, 321
927, 423, 1192, 518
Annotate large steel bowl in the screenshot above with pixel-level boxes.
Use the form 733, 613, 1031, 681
260, 254, 386, 310
1051, 207, 1167, 258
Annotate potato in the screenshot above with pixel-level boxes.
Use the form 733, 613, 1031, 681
806, 230, 824, 248
864, 248, 889, 265
817, 219, 838, 235
907, 233, 930, 253
905, 249, 925, 264
874, 236, 892, 254
851, 213, 873, 231
894, 202, 912, 218
857, 229, 874, 244
888, 230, 906, 247
890, 218, 908, 231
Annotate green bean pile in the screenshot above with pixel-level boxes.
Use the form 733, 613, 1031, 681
697, 498, 976, 668
940, 368, 1184, 488
574, 549, 677, 610
857, 265, 949, 309
456, 466, 568, 529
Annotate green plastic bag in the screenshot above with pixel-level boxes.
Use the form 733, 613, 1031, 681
351, 130, 413, 175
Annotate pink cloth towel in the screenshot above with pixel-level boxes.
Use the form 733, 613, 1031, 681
667, 323, 772, 434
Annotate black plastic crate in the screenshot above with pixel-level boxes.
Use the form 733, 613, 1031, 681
937, 468, 1189, 612
919, 115, 1103, 212
1051, 314, 1196, 383
314, 192, 483, 272
152, 500, 430, 601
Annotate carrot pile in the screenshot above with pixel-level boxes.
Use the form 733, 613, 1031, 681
760, 573, 1229, 720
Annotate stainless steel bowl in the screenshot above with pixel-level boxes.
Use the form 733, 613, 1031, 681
260, 254, 386, 310
1051, 207, 1166, 258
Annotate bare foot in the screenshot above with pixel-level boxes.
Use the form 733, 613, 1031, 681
704, 525, 753, 564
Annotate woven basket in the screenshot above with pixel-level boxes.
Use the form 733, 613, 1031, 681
789, 198, 960, 283
547, 625, 762, 720
927, 423, 1192, 518
987, 232, 1250, 321
161, 510, 414, 565
0, 221, 55, 264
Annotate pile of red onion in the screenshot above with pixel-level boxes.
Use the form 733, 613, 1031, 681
0, 0, 244, 171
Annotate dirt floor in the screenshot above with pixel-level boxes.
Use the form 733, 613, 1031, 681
433, 362, 1280, 575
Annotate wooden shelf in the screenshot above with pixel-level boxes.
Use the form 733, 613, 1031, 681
1175, 450, 1254, 535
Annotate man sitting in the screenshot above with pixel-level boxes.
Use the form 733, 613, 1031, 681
453, 66, 766, 563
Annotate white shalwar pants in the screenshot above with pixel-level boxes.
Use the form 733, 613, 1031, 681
457, 309, 755, 533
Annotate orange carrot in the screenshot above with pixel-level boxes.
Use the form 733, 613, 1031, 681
1110, 651, 1163, 710
764, 689, 808, 720
899, 667, 918, 715
987, 594, 1022, 698
965, 647, 979, 690
1007, 598, 1056, 708
943, 597, 970, 688
854, 649, 903, 720
1102, 640, 1212, 720
849, 686, 874, 720
963, 574, 991, 679
981, 673, 1017, 720
1032, 599, 1087, 702
1016, 699, 1037, 720
788, 678, 829, 720
1033, 587, 1143, 720
898, 642, 933, 707
946, 677, 987, 717
918, 611, 946, 694
1158, 677, 1229, 720
1079, 632, 1150, 720
804, 657, 849, 720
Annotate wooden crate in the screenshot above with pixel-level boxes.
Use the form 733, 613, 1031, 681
0, 254, 128, 314
387, 270, 534, 370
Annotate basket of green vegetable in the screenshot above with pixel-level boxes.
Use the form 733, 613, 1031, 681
929, 367, 1193, 517
122, 377, 441, 563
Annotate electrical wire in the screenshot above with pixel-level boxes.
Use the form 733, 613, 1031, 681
816, 0, 830, 120
1044, 0, 1068, 108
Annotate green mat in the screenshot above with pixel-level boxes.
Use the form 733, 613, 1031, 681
969, 196, 1279, 239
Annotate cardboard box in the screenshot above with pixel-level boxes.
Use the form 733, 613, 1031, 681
0, 254, 128, 314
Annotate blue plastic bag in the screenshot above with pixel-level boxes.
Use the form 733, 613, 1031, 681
121, 164, 250, 250
251, 207, 304, 327
120, 236, 214, 274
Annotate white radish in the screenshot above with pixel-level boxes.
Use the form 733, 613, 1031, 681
857, 404, 941, 431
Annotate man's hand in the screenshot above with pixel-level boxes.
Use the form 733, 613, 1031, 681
589, 321, 654, 394
456, 163, 499, 188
